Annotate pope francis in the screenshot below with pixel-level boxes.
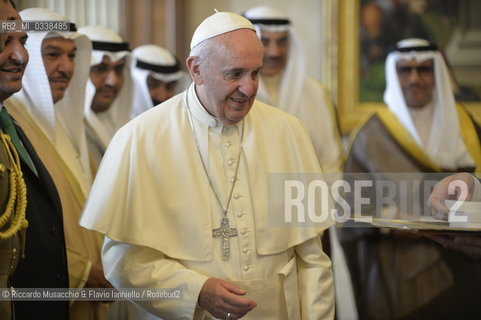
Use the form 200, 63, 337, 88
80, 11, 334, 320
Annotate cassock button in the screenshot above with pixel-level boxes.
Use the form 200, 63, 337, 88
228, 159, 235, 166
225, 142, 231, 148
242, 249, 249, 254
241, 229, 248, 235
243, 265, 250, 271
233, 194, 241, 200
237, 212, 245, 218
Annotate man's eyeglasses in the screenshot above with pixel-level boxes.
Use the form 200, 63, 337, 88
396, 65, 434, 77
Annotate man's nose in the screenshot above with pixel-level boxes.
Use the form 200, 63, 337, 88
105, 70, 119, 86
239, 76, 256, 97
264, 42, 281, 57
408, 68, 422, 82
57, 55, 74, 74
11, 42, 28, 64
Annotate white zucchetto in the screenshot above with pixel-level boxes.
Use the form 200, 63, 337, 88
190, 11, 254, 50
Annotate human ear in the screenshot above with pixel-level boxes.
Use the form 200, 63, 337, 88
186, 56, 202, 85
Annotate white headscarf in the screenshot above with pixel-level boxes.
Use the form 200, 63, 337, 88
130, 44, 190, 117
243, 6, 341, 170
13, 8, 92, 189
243, 6, 306, 115
77, 25, 133, 150
384, 38, 474, 169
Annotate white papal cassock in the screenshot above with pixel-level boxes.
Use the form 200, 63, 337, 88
80, 83, 334, 319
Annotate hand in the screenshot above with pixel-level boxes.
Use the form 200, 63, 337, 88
86, 263, 113, 289
425, 233, 481, 259
198, 278, 257, 319
428, 173, 475, 220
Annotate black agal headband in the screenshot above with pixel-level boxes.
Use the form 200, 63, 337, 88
135, 59, 180, 74
91, 41, 130, 52
395, 43, 438, 53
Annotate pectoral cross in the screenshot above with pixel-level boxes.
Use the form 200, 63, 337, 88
212, 216, 238, 261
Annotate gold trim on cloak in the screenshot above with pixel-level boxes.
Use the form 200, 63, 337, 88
346, 104, 481, 173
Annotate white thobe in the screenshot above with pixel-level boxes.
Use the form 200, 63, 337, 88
407, 101, 434, 149
84, 113, 112, 173
56, 114, 92, 195
257, 75, 342, 174
84, 70, 134, 172
80, 84, 334, 319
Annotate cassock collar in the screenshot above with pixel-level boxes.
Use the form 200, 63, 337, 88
187, 83, 221, 128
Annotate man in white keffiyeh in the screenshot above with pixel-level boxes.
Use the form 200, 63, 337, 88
9, 8, 92, 195
341, 38, 481, 319
243, 6, 342, 174
383, 38, 475, 169
131, 44, 190, 117
77, 25, 133, 173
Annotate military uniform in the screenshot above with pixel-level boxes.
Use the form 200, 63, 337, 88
1, 108, 69, 319
0, 131, 27, 320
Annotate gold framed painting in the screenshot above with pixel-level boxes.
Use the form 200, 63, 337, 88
337, 0, 481, 135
